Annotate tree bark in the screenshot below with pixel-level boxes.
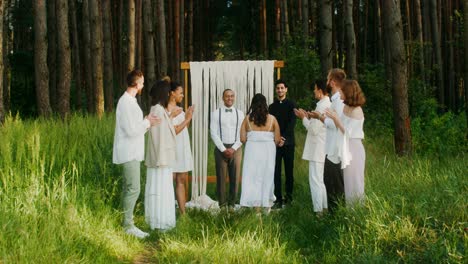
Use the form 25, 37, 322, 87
82, 0, 94, 112
382, 0, 412, 156
128, 0, 136, 71
283, 0, 290, 39
102, 0, 114, 112
445, 0, 455, 111
69, 0, 83, 110
157, 0, 168, 75
429, 0, 445, 107
344, 0, 357, 79
180, 0, 185, 64
56, 0, 71, 118
174, 0, 181, 80
260, 0, 267, 56
275, 0, 281, 48
302, 0, 309, 47
188, 0, 194, 61
464, 0, 468, 126
0, 0, 6, 122
2, 0, 12, 114
319, 0, 333, 78
143, 0, 156, 108
89, 0, 104, 117
47, 0, 57, 111
413, 0, 426, 89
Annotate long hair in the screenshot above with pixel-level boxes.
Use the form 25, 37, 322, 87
342, 80, 366, 107
248, 93, 268, 127
150, 79, 171, 107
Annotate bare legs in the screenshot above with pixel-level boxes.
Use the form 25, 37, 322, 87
174, 172, 187, 214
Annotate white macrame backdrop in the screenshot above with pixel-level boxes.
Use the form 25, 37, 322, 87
188, 61, 275, 209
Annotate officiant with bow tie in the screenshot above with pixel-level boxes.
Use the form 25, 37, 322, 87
210, 89, 245, 208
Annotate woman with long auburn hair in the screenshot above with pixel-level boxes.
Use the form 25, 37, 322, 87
325, 79, 366, 206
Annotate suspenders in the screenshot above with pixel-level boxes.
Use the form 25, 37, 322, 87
219, 108, 239, 143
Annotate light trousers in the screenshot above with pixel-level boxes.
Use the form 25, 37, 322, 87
121, 160, 141, 228
308, 161, 327, 212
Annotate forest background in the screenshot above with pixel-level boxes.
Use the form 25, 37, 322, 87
0, 0, 466, 263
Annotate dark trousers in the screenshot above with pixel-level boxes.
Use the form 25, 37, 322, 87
215, 144, 242, 206
274, 145, 295, 204
324, 156, 344, 212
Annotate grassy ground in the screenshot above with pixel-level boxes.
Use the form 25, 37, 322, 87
0, 114, 466, 263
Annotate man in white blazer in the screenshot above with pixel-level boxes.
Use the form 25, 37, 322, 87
113, 69, 160, 238
294, 80, 331, 214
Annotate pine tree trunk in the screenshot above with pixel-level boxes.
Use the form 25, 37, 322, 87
89, 0, 104, 117
464, 0, 468, 126
405, 0, 413, 78
376, 0, 383, 63
0, 0, 5, 122
102, 0, 114, 112
82, 0, 94, 112
112, 0, 122, 92
429, 0, 445, 107
135, 0, 143, 71
2, 0, 11, 114
128, 0, 136, 71
188, 0, 194, 61
275, 0, 281, 48
47, 0, 57, 111
56, 0, 71, 118
302, 0, 309, 47
413, 0, 426, 89
260, 0, 267, 56
362, 0, 369, 63
143, 0, 156, 108
283, 0, 290, 39
319, 0, 333, 78
180, 0, 185, 64
344, 0, 357, 79
157, 0, 168, 75
174, 0, 180, 80
422, 0, 432, 71
382, 0, 412, 156
69, 0, 82, 111
310, 0, 316, 35
446, 0, 455, 111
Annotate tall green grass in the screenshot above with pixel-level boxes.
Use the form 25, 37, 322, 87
1, 114, 466, 263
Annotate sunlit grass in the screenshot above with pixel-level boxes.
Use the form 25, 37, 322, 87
0, 114, 466, 263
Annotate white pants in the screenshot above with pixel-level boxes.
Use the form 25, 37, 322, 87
309, 161, 327, 212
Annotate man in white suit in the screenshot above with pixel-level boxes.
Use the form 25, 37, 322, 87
294, 80, 331, 215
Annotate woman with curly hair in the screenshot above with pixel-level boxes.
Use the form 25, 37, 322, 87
239, 93, 282, 213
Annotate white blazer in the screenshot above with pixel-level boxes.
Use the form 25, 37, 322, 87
301, 96, 331, 162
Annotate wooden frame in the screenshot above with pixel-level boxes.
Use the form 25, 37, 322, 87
180, 61, 285, 196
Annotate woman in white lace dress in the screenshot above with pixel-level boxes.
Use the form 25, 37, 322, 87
239, 94, 282, 213
325, 80, 366, 205
169, 81, 194, 215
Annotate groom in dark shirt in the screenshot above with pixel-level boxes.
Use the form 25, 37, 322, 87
269, 79, 297, 208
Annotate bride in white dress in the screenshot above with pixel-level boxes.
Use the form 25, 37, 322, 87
239, 94, 282, 213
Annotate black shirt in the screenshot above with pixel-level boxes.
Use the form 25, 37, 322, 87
269, 98, 297, 146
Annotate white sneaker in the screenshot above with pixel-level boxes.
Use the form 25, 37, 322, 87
125, 226, 149, 239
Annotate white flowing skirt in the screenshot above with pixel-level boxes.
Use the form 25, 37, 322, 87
344, 139, 366, 205
240, 131, 276, 208
145, 167, 176, 230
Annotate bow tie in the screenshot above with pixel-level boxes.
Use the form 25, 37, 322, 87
225, 109, 232, 112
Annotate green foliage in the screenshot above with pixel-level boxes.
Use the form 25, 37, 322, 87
411, 99, 468, 155
273, 38, 321, 110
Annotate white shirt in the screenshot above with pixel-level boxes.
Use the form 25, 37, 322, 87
324, 91, 345, 164
112, 92, 150, 164
210, 105, 244, 152
301, 96, 331, 162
